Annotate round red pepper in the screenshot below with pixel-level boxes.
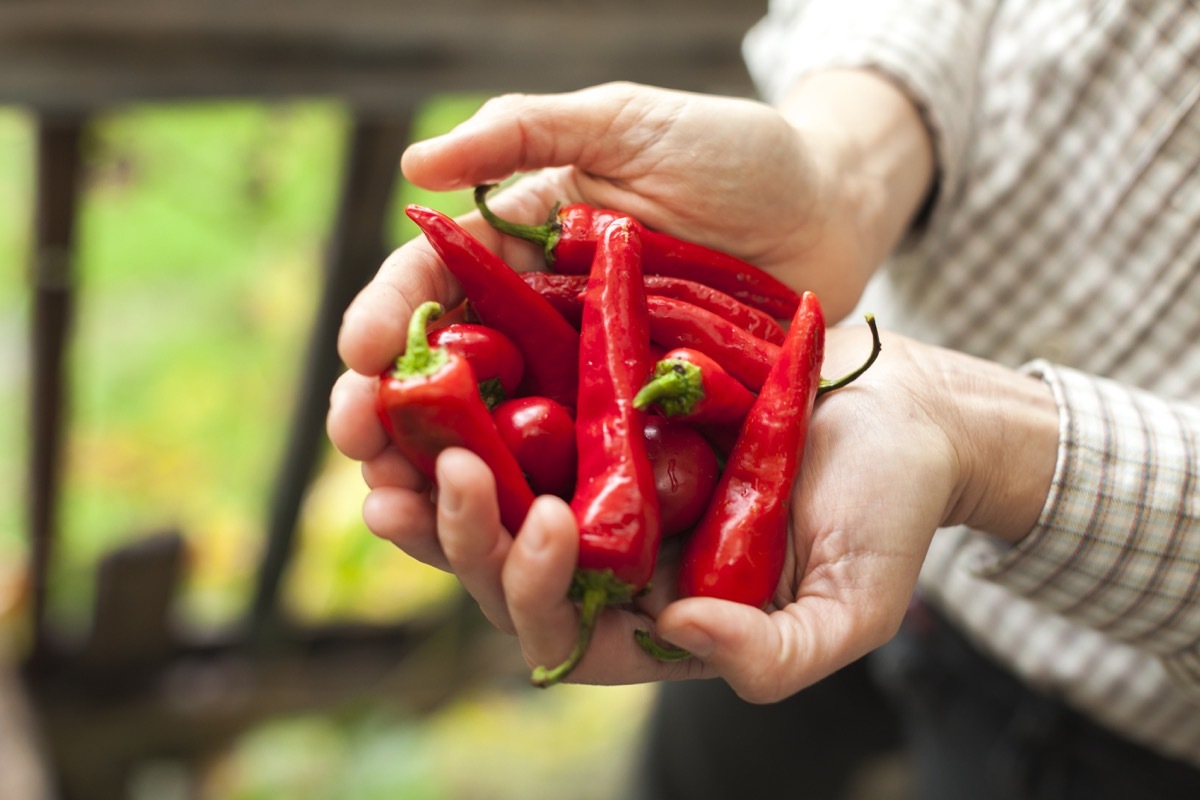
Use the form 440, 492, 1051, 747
492, 396, 577, 499
428, 322, 524, 408
643, 416, 720, 537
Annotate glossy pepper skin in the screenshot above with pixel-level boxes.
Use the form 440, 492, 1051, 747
492, 396, 577, 499
476, 184, 801, 319
633, 347, 756, 425
646, 295, 780, 391
530, 216, 660, 688
428, 323, 524, 409
405, 204, 580, 408
675, 291, 826, 608
643, 416, 720, 537
520, 272, 785, 344
376, 301, 536, 534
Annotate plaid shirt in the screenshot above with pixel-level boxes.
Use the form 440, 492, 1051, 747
745, 0, 1200, 766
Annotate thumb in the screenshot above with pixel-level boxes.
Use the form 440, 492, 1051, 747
401, 83, 677, 191
655, 596, 865, 705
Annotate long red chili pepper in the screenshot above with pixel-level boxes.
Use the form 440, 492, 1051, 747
520, 272, 785, 343
405, 204, 580, 408
674, 291, 826, 608
646, 295, 779, 391
428, 322, 524, 409
530, 216, 660, 688
375, 301, 536, 534
635, 316, 882, 423
476, 184, 801, 319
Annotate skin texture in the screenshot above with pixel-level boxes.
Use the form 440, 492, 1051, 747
326, 77, 1058, 701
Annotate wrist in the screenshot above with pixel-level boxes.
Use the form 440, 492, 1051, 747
931, 351, 1060, 543
779, 69, 936, 284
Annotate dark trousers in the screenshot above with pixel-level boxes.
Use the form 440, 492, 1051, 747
634, 601, 1200, 800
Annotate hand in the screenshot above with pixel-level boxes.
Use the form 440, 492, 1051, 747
408, 326, 1057, 701
328, 79, 906, 567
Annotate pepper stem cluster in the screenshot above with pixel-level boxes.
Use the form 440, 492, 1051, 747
632, 360, 705, 416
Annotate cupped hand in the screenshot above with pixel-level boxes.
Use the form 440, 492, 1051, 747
408, 325, 974, 699
328, 81, 878, 579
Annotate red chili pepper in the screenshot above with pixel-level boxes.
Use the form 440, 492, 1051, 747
477, 184, 801, 319
646, 295, 779, 391
405, 204, 580, 408
428, 323, 524, 409
633, 347, 756, 425
531, 216, 660, 688
492, 396, 577, 499
643, 416, 720, 537
375, 301, 536, 534
520, 272, 784, 343
674, 291, 826, 608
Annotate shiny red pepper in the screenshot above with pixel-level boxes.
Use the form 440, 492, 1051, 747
520, 272, 785, 343
646, 295, 779, 391
376, 301, 536, 534
675, 291, 826, 608
643, 416, 720, 537
477, 184, 801, 319
405, 204, 580, 408
531, 216, 660, 688
428, 323, 524, 409
633, 347, 756, 425
492, 396, 577, 499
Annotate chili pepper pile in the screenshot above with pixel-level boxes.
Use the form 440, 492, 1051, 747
375, 186, 881, 688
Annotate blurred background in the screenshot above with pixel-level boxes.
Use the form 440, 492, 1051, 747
1, 2, 765, 798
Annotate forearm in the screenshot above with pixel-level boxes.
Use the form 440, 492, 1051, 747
778, 69, 936, 291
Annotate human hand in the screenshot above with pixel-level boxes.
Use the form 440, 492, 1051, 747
328, 79, 906, 565
407, 325, 1057, 700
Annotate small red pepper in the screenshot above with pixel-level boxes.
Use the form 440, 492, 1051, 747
477, 184, 801, 319
428, 323, 524, 409
405, 204, 580, 408
531, 216, 660, 688
375, 301, 536, 534
645, 295, 779, 391
520, 272, 785, 343
492, 396, 577, 499
633, 347, 756, 425
643, 416, 721, 537
674, 291, 826, 608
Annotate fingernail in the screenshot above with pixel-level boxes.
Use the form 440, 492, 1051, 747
663, 626, 714, 659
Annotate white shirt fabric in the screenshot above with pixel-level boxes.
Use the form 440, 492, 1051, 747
744, 0, 1200, 767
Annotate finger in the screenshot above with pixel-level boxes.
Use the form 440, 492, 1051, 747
656, 595, 890, 704
400, 83, 677, 192
502, 495, 583, 672
361, 486, 446, 571
337, 236, 460, 377
361, 448, 427, 492
436, 448, 516, 633
327, 369, 388, 461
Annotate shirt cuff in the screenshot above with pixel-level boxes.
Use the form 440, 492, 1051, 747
973, 361, 1200, 666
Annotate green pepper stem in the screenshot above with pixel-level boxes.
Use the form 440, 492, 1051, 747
817, 313, 881, 397
530, 569, 635, 688
393, 301, 447, 378
474, 184, 561, 264
632, 360, 704, 417
633, 629, 693, 662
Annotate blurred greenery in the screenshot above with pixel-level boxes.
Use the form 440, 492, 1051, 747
0, 97, 654, 798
